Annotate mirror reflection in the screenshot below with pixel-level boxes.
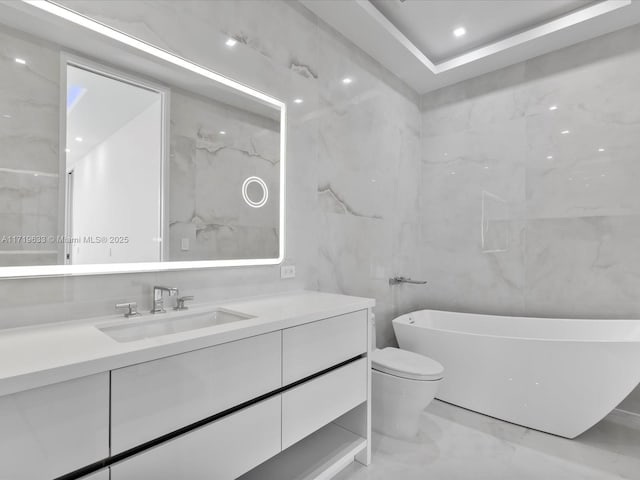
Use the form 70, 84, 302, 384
65, 64, 164, 265
0, 6, 283, 272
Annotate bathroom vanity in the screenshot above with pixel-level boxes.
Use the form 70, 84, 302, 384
0, 4, 372, 478
0, 291, 374, 480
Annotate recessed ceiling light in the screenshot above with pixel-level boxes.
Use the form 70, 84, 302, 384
549, 105, 558, 111
75, 136, 83, 142
15, 58, 26, 65
225, 38, 237, 47
219, 130, 226, 135
450, 171, 456, 175
1, 114, 11, 119
453, 27, 466, 38
65, 148, 71, 153
561, 130, 570, 135
293, 98, 303, 104
598, 147, 605, 152
342, 77, 353, 85
547, 155, 553, 160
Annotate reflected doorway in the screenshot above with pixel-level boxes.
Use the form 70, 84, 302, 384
63, 60, 167, 265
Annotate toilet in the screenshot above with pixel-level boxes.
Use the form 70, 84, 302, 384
371, 346, 444, 439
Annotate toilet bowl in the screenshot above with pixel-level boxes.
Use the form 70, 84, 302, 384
371, 347, 444, 439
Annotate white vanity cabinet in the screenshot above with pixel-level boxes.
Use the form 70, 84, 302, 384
0, 293, 373, 480
282, 358, 367, 449
111, 331, 282, 453
111, 396, 282, 480
0, 373, 109, 480
110, 308, 370, 479
282, 310, 368, 384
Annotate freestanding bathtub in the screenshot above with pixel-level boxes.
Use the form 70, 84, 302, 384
393, 309, 640, 438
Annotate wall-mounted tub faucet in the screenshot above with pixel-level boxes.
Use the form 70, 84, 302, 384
389, 276, 427, 286
151, 286, 179, 313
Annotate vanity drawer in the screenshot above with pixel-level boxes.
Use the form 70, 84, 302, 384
282, 309, 368, 384
111, 331, 281, 453
111, 395, 281, 480
0, 373, 109, 480
282, 358, 367, 449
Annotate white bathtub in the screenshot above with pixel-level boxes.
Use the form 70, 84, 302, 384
393, 309, 640, 438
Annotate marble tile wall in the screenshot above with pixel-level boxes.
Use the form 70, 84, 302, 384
312, 12, 421, 347
0, 0, 422, 355
0, 25, 60, 266
420, 24, 640, 413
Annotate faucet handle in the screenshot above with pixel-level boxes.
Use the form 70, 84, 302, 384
116, 302, 140, 318
174, 296, 194, 311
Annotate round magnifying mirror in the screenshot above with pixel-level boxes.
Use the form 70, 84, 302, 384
242, 176, 269, 208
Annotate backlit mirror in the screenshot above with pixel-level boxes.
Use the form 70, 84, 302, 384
0, 1, 286, 277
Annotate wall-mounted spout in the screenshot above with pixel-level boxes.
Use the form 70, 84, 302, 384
389, 276, 427, 286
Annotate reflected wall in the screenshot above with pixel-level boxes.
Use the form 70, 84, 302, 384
0, 27, 59, 266
169, 90, 280, 261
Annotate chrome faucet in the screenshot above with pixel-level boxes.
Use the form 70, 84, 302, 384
151, 286, 179, 314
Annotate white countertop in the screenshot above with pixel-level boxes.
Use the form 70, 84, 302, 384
0, 290, 374, 397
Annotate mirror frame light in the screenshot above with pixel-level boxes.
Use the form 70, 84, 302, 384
1, 0, 287, 278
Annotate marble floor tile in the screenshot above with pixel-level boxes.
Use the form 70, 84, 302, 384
335, 400, 640, 480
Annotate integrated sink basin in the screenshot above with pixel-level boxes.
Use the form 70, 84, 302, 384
98, 309, 255, 343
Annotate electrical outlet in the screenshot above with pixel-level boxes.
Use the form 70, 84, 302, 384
280, 264, 296, 279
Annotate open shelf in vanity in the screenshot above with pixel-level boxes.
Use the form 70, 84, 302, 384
241, 420, 367, 480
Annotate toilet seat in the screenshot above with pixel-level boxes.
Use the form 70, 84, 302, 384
371, 347, 444, 381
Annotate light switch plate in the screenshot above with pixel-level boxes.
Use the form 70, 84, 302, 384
181, 238, 189, 251
280, 264, 296, 279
